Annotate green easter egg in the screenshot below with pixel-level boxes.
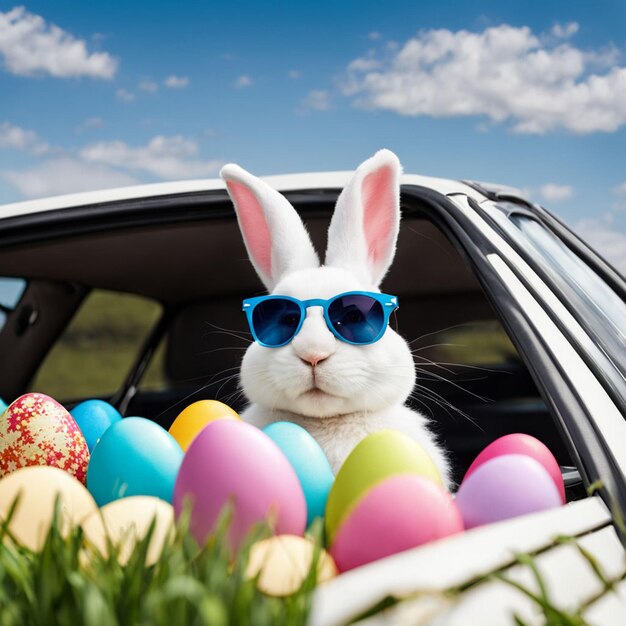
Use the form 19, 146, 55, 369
325, 430, 442, 544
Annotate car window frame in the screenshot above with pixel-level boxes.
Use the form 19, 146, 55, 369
402, 185, 626, 541
471, 198, 626, 412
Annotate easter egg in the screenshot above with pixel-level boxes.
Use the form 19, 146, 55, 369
87, 417, 183, 506
325, 430, 442, 544
173, 420, 306, 551
70, 400, 122, 452
169, 400, 240, 452
82, 496, 175, 566
463, 433, 565, 503
246, 535, 337, 596
0, 398, 7, 414
455, 454, 562, 529
263, 422, 334, 526
0, 393, 90, 483
0, 466, 97, 551
330, 474, 463, 572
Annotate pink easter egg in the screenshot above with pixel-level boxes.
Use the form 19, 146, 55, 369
456, 454, 562, 529
463, 434, 565, 503
173, 420, 306, 551
330, 474, 463, 572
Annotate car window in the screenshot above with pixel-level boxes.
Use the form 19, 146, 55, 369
0, 277, 27, 331
140, 338, 169, 391
494, 210, 626, 372
423, 319, 519, 366
30, 289, 162, 400
138, 301, 245, 398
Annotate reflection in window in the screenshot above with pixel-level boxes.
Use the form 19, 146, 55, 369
511, 215, 626, 353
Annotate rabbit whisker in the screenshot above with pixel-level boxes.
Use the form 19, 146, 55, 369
408, 322, 472, 346
409, 342, 461, 352
409, 385, 482, 430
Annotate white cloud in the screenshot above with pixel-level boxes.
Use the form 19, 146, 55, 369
288, 70, 301, 80
613, 182, 626, 211
80, 135, 223, 179
75, 116, 103, 133
0, 121, 49, 154
2, 157, 138, 199
573, 217, 626, 274
164, 75, 189, 88
116, 88, 135, 102
368, 31, 382, 41
299, 89, 332, 112
0, 6, 117, 79
348, 57, 381, 72
343, 23, 626, 134
539, 183, 573, 201
138, 79, 158, 93
550, 22, 579, 40
233, 75, 253, 88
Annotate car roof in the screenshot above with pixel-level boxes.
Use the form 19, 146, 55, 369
0, 171, 488, 219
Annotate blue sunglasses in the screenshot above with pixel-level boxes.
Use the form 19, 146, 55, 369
242, 291, 399, 348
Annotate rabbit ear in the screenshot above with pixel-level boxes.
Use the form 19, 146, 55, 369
325, 149, 402, 287
221, 164, 319, 290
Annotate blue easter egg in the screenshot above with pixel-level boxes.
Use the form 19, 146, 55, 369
263, 421, 334, 526
87, 417, 183, 506
0, 397, 8, 414
71, 399, 122, 451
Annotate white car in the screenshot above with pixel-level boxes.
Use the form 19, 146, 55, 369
0, 171, 624, 625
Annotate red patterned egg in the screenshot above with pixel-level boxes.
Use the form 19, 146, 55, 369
0, 393, 90, 483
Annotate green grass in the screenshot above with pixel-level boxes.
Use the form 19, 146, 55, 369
0, 504, 321, 626
30, 290, 165, 400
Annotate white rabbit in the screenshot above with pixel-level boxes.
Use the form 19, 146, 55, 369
220, 150, 451, 485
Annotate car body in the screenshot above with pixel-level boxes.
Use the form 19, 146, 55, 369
0, 171, 625, 625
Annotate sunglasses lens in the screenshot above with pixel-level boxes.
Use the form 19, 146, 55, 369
328, 294, 385, 344
252, 298, 302, 346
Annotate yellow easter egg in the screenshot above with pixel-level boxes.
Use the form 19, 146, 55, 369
0, 393, 90, 483
81, 496, 175, 566
168, 400, 240, 451
325, 430, 443, 544
0, 465, 97, 551
246, 535, 337, 596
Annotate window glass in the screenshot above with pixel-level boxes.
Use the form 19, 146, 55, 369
30, 290, 162, 400
0, 277, 26, 309
510, 213, 626, 358
0, 277, 27, 332
139, 338, 169, 391
424, 319, 519, 366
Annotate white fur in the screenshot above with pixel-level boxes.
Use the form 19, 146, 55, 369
220, 150, 451, 486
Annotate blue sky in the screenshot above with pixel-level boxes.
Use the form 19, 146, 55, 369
0, 1, 625, 271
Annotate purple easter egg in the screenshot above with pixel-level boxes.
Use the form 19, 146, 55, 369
331, 474, 463, 572
463, 433, 565, 503
455, 454, 562, 529
173, 420, 306, 551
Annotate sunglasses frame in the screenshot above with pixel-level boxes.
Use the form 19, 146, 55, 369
242, 291, 399, 348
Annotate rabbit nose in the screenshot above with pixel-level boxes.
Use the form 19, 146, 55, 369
292, 310, 335, 365
299, 352, 330, 367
